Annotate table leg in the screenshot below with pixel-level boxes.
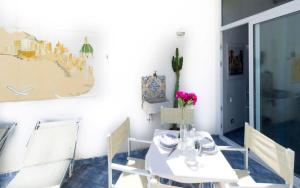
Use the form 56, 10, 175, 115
147, 176, 151, 188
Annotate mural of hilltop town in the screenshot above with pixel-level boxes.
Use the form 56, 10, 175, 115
0, 27, 94, 102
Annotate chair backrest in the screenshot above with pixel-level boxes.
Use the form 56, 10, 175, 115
0, 123, 16, 153
23, 120, 79, 167
107, 118, 130, 162
160, 107, 194, 125
107, 118, 131, 188
0, 128, 6, 140
244, 123, 295, 186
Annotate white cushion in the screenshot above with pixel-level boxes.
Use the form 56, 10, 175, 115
234, 169, 256, 186
215, 169, 289, 188
216, 169, 255, 188
7, 160, 70, 188
115, 158, 148, 188
24, 120, 78, 167
8, 120, 78, 188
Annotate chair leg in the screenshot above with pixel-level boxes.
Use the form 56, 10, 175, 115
245, 150, 249, 170
128, 139, 131, 157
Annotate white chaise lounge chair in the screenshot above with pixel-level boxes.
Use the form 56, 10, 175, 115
0, 123, 16, 155
7, 119, 79, 188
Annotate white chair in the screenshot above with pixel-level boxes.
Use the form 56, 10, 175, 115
107, 118, 186, 188
217, 123, 295, 188
8, 119, 79, 188
160, 107, 194, 125
150, 178, 181, 188
0, 123, 16, 155
160, 107, 194, 185
107, 117, 153, 188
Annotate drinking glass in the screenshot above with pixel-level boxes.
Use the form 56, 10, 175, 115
184, 145, 199, 166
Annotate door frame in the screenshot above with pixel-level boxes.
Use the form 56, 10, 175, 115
220, 0, 300, 134
220, 0, 300, 183
220, 24, 249, 135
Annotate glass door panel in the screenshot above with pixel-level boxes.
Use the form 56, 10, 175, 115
255, 11, 300, 175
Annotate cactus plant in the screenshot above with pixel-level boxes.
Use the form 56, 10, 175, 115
172, 48, 183, 108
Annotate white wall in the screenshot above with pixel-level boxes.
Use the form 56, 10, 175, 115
0, 0, 221, 173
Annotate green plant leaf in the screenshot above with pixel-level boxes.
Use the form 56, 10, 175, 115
172, 56, 176, 72
178, 98, 184, 107
172, 48, 183, 108
187, 99, 193, 105
179, 57, 183, 70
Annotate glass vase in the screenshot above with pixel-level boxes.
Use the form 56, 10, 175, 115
180, 123, 187, 143
178, 123, 188, 152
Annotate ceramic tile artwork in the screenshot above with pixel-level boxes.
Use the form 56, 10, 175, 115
0, 136, 284, 188
142, 75, 167, 103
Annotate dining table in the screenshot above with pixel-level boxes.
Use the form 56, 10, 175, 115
145, 129, 238, 186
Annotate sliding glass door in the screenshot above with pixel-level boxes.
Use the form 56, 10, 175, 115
254, 11, 300, 175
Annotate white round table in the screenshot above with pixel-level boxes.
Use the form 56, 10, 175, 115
145, 129, 238, 184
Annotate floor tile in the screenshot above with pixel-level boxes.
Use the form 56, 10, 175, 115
0, 136, 284, 188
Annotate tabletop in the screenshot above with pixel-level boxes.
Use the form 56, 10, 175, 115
145, 129, 238, 184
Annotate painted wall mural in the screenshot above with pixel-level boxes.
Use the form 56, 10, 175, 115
0, 27, 95, 102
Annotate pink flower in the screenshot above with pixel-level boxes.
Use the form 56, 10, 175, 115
188, 93, 197, 105
176, 91, 185, 99
183, 93, 189, 102
176, 90, 197, 106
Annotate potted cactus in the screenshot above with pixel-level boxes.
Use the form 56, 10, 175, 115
172, 48, 183, 108
171, 48, 183, 130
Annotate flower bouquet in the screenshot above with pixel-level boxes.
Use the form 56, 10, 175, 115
176, 91, 197, 107
175, 91, 198, 147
